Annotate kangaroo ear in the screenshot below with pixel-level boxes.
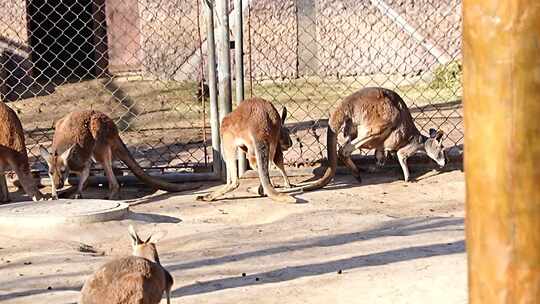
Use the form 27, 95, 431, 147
60, 144, 76, 163
128, 225, 142, 247
39, 145, 51, 162
281, 107, 288, 123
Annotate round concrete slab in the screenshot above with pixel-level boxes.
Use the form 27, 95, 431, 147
0, 199, 129, 228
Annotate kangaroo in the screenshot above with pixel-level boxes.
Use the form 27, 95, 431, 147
197, 98, 296, 203
80, 225, 173, 304
304, 87, 446, 190
0, 102, 44, 202
39, 110, 198, 200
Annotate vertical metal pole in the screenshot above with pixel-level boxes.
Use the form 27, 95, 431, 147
216, 0, 232, 180
204, 0, 221, 178
463, 1, 540, 303
234, 0, 247, 175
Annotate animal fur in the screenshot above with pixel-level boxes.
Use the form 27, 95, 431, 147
0, 102, 43, 202
40, 110, 198, 200
197, 98, 296, 203
80, 226, 173, 304
304, 87, 446, 190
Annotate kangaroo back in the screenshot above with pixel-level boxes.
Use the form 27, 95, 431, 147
80, 226, 172, 304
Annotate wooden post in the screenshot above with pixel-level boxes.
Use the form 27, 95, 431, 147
463, 1, 540, 303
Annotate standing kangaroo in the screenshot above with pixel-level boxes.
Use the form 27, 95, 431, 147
39, 110, 198, 200
0, 102, 44, 202
304, 87, 446, 190
80, 225, 173, 304
198, 98, 296, 203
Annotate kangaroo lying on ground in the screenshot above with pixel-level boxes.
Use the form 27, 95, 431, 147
39, 110, 198, 200
304, 87, 446, 190
0, 102, 44, 202
80, 225, 173, 304
198, 98, 297, 203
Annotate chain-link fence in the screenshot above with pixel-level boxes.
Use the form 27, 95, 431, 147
1, 0, 213, 176
1, 0, 463, 178
245, 0, 462, 167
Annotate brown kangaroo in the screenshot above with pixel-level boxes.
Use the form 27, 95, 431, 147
80, 225, 173, 304
304, 87, 446, 190
197, 97, 296, 203
0, 102, 44, 203
39, 110, 198, 200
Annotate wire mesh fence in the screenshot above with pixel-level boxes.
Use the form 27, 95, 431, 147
245, 0, 463, 167
1, 0, 212, 176
1, 0, 463, 177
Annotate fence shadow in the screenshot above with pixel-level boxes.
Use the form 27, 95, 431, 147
0, 285, 81, 302
172, 239, 464, 297
167, 216, 463, 274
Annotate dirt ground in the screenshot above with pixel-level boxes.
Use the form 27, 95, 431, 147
0, 165, 466, 304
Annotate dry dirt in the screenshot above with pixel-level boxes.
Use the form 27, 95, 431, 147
0, 166, 466, 304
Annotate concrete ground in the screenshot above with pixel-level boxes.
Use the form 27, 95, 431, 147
0, 165, 466, 304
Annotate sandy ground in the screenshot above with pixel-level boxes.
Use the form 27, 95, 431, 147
0, 165, 466, 304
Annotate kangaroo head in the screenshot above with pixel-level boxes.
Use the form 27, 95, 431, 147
39, 145, 75, 190
279, 107, 293, 151
128, 225, 166, 264
424, 129, 446, 167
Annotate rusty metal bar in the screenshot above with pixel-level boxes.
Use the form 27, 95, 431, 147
216, 0, 233, 181
204, 0, 222, 178
234, 0, 247, 176
463, 1, 540, 302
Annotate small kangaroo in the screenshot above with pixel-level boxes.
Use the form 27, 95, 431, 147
305, 87, 446, 190
198, 98, 296, 203
39, 110, 198, 200
80, 225, 173, 304
0, 102, 44, 202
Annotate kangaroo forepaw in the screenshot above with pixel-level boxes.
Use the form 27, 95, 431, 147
32, 193, 45, 202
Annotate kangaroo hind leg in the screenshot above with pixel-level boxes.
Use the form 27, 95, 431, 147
0, 165, 10, 203
253, 139, 296, 204
198, 137, 239, 201
95, 146, 120, 200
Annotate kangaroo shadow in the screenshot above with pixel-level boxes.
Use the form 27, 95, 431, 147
0, 286, 81, 302
297, 157, 463, 191
127, 211, 182, 224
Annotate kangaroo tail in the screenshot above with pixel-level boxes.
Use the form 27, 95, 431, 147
300, 107, 346, 191
253, 138, 296, 203
112, 137, 199, 192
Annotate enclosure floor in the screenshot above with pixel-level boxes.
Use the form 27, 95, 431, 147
0, 167, 465, 304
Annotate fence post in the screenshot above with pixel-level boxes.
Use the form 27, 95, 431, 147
463, 1, 540, 303
215, 0, 233, 181
234, 0, 247, 176
204, 0, 222, 178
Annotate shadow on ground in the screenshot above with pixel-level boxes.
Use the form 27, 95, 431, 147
168, 216, 464, 297
172, 240, 464, 298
